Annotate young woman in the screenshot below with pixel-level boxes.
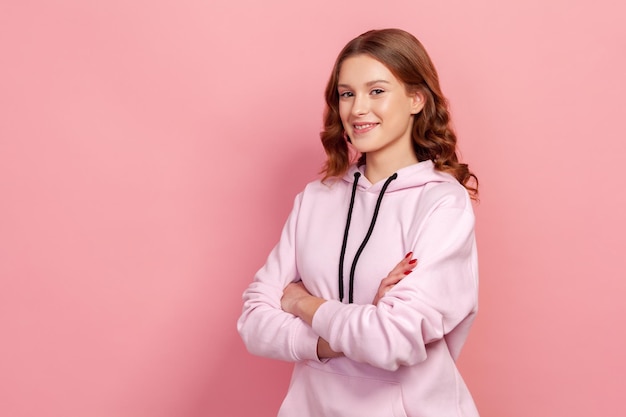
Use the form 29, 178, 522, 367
238, 28, 480, 417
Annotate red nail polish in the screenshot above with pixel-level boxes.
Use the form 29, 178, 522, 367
405, 252, 413, 259
409, 259, 417, 265
404, 270, 412, 275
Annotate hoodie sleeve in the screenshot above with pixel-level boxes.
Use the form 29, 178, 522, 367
237, 193, 321, 362
311, 195, 478, 371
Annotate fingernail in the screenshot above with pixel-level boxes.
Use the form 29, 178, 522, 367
405, 252, 413, 259
409, 259, 417, 265
404, 270, 412, 275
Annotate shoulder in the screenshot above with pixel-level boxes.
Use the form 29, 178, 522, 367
422, 179, 473, 213
301, 176, 346, 197
290, 177, 350, 216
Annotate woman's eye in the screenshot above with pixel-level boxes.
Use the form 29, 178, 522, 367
371, 89, 385, 95
339, 91, 354, 98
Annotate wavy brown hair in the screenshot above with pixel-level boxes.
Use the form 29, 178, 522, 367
320, 28, 478, 199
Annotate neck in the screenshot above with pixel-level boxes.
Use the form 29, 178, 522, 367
363, 150, 419, 184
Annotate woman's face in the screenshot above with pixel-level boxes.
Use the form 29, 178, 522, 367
337, 54, 423, 161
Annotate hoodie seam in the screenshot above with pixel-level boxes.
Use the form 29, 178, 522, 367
304, 361, 401, 384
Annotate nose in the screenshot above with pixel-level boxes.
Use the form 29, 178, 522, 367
351, 94, 369, 117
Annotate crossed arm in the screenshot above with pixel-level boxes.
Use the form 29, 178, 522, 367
280, 253, 418, 359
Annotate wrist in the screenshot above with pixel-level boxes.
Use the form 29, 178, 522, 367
292, 294, 312, 318
294, 295, 325, 326
317, 337, 344, 360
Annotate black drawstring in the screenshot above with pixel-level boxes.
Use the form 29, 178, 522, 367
338, 172, 398, 303
338, 172, 361, 302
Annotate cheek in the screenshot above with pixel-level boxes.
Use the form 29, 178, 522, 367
385, 96, 406, 112
380, 99, 411, 129
380, 97, 410, 122
370, 96, 396, 116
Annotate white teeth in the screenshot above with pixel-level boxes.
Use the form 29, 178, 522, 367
354, 123, 375, 130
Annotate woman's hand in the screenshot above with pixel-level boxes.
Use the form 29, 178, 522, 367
281, 281, 312, 315
372, 252, 418, 305
281, 281, 325, 326
281, 282, 343, 359
317, 337, 343, 359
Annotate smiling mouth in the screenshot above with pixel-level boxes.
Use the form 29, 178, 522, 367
353, 123, 378, 133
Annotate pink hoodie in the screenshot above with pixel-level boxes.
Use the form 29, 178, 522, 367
238, 161, 479, 417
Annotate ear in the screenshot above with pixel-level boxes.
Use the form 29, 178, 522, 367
409, 91, 425, 115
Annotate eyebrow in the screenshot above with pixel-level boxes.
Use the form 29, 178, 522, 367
337, 79, 392, 88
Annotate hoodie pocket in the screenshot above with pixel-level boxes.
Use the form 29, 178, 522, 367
278, 362, 408, 417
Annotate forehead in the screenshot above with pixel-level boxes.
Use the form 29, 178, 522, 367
337, 54, 400, 85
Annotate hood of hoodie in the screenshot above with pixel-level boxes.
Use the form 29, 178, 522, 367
336, 160, 460, 304
342, 160, 457, 193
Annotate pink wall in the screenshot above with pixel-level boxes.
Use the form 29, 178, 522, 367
1, 1, 624, 416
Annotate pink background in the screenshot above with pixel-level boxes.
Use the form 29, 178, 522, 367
1, 1, 625, 416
